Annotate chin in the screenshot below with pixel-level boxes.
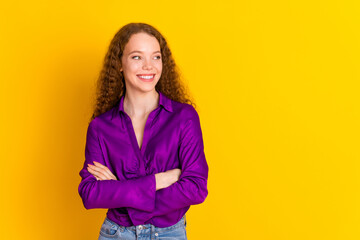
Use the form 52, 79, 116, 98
137, 84, 158, 93
125, 79, 160, 93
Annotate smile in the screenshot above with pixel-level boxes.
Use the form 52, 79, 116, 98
137, 74, 155, 81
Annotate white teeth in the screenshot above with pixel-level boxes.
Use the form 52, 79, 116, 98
138, 75, 154, 79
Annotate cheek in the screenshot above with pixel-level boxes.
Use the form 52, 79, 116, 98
127, 62, 142, 71
156, 61, 163, 72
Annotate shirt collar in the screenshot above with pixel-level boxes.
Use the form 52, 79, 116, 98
118, 90, 173, 114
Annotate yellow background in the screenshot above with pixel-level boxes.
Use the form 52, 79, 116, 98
1, 0, 359, 239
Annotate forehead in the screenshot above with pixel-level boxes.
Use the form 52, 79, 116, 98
124, 32, 160, 52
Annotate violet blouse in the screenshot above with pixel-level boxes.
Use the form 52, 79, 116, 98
78, 90, 209, 228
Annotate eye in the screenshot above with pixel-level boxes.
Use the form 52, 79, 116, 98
132, 56, 140, 60
154, 55, 161, 60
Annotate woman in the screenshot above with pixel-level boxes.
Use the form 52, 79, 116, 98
78, 22, 209, 240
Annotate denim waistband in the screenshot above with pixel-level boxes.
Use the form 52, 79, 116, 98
105, 215, 186, 234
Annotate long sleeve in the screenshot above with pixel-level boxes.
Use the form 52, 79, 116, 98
127, 106, 209, 224
78, 119, 156, 211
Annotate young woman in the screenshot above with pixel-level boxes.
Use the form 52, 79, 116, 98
78, 22, 209, 240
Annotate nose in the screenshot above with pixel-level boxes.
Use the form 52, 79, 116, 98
142, 58, 153, 70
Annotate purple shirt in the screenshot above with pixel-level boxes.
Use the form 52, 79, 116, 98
78, 90, 209, 228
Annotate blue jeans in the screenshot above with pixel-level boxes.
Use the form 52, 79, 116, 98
98, 215, 187, 240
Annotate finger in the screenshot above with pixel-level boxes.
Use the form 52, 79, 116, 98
95, 170, 108, 180
92, 162, 112, 177
93, 162, 117, 180
88, 161, 106, 175
88, 164, 109, 180
91, 166, 116, 180
109, 172, 118, 180
103, 168, 117, 180
87, 167, 101, 180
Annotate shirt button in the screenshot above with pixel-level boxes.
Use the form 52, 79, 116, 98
155, 233, 158, 236
138, 225, 143, 230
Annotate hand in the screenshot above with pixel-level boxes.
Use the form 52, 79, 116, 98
87, 161, 118, 181
155, 168, 182, 191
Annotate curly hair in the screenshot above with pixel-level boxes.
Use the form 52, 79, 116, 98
89, 22, 196, 123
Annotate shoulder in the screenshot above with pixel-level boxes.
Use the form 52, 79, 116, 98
88, 102, 120, 130
171, 102, 204, 144
171, 101, 202, 136
171, 101, 199, 121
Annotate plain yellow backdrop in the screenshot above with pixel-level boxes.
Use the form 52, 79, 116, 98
1, 0, 359, 239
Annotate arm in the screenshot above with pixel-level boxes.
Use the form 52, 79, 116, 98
78, 120, 156, 211
127, 106, 209, 224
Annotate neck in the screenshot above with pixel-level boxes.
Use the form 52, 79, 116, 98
123, 89, 159, 118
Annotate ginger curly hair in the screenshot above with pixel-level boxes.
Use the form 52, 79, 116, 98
89, 22, 196, 123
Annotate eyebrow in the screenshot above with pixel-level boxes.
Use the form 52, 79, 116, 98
128, 50, 161, 55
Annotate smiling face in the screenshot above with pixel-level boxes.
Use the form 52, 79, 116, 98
120, 32, 163, 94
